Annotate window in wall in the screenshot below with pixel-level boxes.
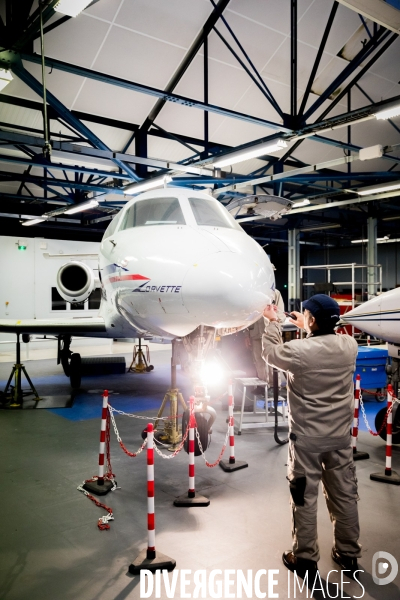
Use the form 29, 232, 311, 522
119, 197, 185, 230
51, 287, 101, 311
88, 288, 101, 310
51, 287, 67, 310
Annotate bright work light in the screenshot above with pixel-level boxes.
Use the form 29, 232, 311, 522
124, 175, 172, 195
375, 104, 400, 120
22, 218, 47, 226
212, 139, 287, 169
64, 199, 99, 214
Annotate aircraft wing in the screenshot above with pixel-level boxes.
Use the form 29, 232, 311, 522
0, 317, 107, 336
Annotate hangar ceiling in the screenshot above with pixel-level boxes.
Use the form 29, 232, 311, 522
0, 0, 399, 246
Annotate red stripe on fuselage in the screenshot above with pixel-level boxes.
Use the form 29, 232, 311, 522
107, 274, 150, 283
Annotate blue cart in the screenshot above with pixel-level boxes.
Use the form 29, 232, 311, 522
354, 346, 388, 401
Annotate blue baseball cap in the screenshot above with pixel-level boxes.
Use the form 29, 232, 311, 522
303, 294, 340, 330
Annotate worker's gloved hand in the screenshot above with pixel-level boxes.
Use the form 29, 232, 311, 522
289, 311, 304, 329
263, 304, 278, 321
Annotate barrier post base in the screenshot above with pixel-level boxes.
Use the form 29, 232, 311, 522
353, 450, 370, 461
129, 549, 176, 574
174, 493, 210, 507
82, 479, 114, 496
370, 471, 400, 485
219, 459, 248, 472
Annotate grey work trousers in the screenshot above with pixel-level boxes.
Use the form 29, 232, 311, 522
287, 441, 362, 563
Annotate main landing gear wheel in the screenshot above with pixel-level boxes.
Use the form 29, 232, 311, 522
375, 406, 400, 444
69, 353, 82, 390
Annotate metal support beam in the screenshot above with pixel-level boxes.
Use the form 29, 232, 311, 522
140, 0, 231, 132
291, 0, 297, 120
9, 58, 140, 181
299, 2, 338, 117
312, 31, 397, 125
367, 216, 377, 297
209, 0, 283, 116
18, 52, 289, 132
336, 0, 400, 34
204, 35, 209, 159
303, 26, 389, 121
288, 229, 301, 312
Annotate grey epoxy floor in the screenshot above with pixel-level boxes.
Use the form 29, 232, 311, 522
1, 350, 400, 600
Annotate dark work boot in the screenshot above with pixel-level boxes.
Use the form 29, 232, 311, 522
282, 550, 318, 580
331, 549, 359, 579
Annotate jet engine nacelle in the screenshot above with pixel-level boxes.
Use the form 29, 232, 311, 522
56, 261, 95, 304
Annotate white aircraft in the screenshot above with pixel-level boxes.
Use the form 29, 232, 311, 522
341, 288, 400, 443
0, 188, 291, 387
340, 288, 400, 346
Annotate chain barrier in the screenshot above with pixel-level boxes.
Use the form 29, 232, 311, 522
108, 405, 184, 422
359, 390, 394, 437
195, 418, 230, 467
77, 483, 114, 530
361, 387, 400, 404
108, 405, 148, 457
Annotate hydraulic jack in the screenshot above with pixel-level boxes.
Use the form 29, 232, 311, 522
1, 334, 41, 408
128, 338, 154, 373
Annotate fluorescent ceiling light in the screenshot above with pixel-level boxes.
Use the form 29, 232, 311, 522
124, 175, 172, 195
64, 199, 99, 214
0, 69, 13, 92
22, 217, 47, 226
300, 223, 341, 232
375, 104, 400, 120
351, 236, 389, 244
291, 199, 310, 209
212, 139, 287, 169
54, 0, 93, 17
357, 182, 400, 196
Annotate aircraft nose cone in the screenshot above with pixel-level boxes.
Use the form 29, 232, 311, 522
182, 252, 274, 328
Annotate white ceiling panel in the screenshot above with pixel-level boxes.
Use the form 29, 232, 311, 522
85, 0, 123, 22
72, 78, 156, 126
33, 13, 110, 69
207, 13, 286, 73
208, 114, 275, 148
226, 0, 315, 38
91, 25, 186, 90
114, 0, 212, 49
367, 36, 400, 84
147, 137, 197, 163
153, 102, 205, 141
21, 61, 87, 109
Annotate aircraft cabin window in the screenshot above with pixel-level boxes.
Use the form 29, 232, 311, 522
119, 197, 185, 230
189, 197, 241, 230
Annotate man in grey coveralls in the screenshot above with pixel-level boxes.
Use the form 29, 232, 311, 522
262, 294, 361, 580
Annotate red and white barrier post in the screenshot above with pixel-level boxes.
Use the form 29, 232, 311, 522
220, 381, 248, 472
130, 423, 176, 574
174, 396, 210, 506
352, 375, 369, 461
83, 390, 114, 495
370, 385, 400, 485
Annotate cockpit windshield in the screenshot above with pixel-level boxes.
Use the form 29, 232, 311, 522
103, 210, 122, 239
189, 197, 242, 230
119, 197, 186, 230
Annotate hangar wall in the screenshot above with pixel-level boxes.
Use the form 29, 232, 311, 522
0, 235, 100, 347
